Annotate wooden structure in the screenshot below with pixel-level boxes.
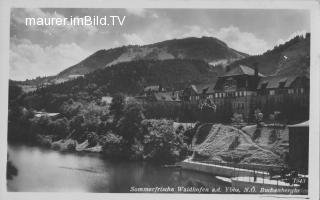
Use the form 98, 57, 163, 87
288, 121, 309, 174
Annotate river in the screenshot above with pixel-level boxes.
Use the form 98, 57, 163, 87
7, 144, 230, 193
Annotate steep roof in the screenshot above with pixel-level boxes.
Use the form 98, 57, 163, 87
257, 74, 307, 89
221, 65, 264, 77
190, 85, 198, 93
190, 82, 217, 95
153, 91, 181, 102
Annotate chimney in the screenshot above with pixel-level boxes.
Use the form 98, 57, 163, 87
226, 65, 231, 72
159, 84, 163, 92
253, 62, 259, 77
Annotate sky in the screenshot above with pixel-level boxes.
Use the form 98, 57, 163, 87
10, 8, 310, 80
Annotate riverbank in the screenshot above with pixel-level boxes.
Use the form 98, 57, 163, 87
26, 119, 193, 164
36, 135, 103, 153
7, 144, 230, 192
180, 158, 269, 178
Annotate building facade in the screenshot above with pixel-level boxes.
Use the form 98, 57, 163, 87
181, 64, 309, 121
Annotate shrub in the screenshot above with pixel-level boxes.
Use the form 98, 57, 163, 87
101, 132, 124, 158
141, 119, 188, 164
228, 136, 240, 150
116, 102, 145, 144
87, 132, 99, 147
49, 117, 70, 138
182, 123, 199, 145
109, 94, 125, 120
67, 142, 76, 151
269, 129, 277, 144
252, 128, 261, 141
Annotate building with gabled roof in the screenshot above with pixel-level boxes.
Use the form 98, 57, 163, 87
181, 64, 309, 122
143, 85, 165, 93
153, 91, 181, 102
257, 74, 309, 96
181, 82, 216, 102
222, 65, 265, 77
214, 64, 263, 92
209, 64, 263, 118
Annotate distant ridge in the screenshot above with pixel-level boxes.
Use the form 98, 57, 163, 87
17, 34, 309, 91
56, 36, 248, 80
227, 33, 310, 76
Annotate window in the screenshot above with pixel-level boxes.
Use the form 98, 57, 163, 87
235, 92, 238, 97
239, 91, 243, 97
279, 81, 286, 88
224, 77, 236, 90
215, 93, 218, 98
300, 88, 304, 94
269, 90, 275, 95
288, 89, 294, 94
243, 91, 247, 96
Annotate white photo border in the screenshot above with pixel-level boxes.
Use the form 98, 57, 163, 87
0, 0, 319, 200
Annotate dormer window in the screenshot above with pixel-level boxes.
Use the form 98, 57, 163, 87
202, 88, 208, 94
278, 78, 287, 88
261, 83, 268, 90
279, 81, 286, 88
269, 90, 275, 95
223, 77, 236, 90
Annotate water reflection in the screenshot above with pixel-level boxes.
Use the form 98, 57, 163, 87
7, 145, 229, 192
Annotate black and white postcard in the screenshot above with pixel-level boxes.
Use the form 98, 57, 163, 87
1, 0, 319, 199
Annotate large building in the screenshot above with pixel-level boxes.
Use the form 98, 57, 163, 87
136, 85, 182, 103
181, 64, 309, 121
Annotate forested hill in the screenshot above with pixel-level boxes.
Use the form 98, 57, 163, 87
35, 59, 219, 98
56, 36, 247, 80
227, 34, 310, 76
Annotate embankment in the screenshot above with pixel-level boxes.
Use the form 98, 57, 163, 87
192, 124, 288, 167
180, 158, 268, 178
